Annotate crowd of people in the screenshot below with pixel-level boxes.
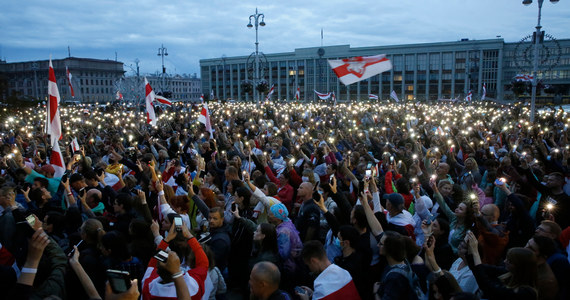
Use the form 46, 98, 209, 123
0, 99, 569, 300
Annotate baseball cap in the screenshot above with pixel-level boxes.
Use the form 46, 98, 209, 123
383, 193, 404, 207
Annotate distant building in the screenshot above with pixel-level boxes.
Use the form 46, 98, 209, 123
145, 73, 201, 102
200, 38, 570, 102
0, 57, 124, 103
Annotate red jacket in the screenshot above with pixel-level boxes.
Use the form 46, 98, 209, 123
142, 238, 208, 300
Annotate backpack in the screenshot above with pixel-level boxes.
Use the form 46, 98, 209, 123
384, 263, 425, 300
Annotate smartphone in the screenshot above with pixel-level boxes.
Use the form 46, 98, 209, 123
231, 202, 237, 211
365, 170, 372, 178
25, 214, 36, 228
61, 173, 69, 183
389, 156, 395, 164
494, 178, 506, 186
107, 270, 131, 294
295, 286, 307, 295
153, 249, 169, 263
425, 214, 437, 225
79, 187, 86, 197
329, 174, 334, 183
174, 216, 183, 232
67, 240, 83, 257
366, 162, 373, 170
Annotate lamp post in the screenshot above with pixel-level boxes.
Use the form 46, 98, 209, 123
157, 44, 168, 94
523, 0, 559, 123
247, 8, 265, 105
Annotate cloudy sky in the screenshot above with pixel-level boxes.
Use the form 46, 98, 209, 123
1, 0, 569, 76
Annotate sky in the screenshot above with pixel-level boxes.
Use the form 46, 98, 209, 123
1, 0, 569, 77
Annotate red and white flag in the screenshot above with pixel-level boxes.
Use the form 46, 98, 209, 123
328, 54, 392, 86
155, 95, 172, 106
50, 140, 66, 178
314, 90, 332, 100
465, 90, 472, 102
295, 86, 300, 100
481, 83, 486, 100
66, 66, 75, 97
313, 264, 361, 300
144, 77, 157, 126
390, 90, 399, 103
368, 94, 378, 100
70, 137, 80, 153
198, 103, 213, 139
515, 74, 533, 82
47, 58, 62, 145
115, 90, 123, 101
200, 94, 204, 103
265, 84, 275, 101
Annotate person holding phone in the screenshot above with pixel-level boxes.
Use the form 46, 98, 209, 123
141, 220, 209, 300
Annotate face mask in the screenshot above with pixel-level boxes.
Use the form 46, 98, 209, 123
302, 176, 310, 182
333, 237, 341, 248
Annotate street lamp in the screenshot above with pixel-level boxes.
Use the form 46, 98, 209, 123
247, 8, 265, 105
523, 0, 559, 123
157, 44, 168, 94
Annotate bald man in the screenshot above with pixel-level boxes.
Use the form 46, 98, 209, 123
249, 262, 290, 300
478, 204, 509, 264
295, 182, 321, 242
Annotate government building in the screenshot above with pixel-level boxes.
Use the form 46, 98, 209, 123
0, 57, 125, 103
200, 38, 570, 102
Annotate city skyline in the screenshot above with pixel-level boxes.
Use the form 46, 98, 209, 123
1, 0, 569, 76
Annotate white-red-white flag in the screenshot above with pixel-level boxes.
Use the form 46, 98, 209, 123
328, 54, 392, 86
198, 103, 213, 139
66, 66, 75, 97
295, 86, 300, 100
200, 94, 204, 103
155, 95, 172, 106
115, 90, 123, 101
265, 84, 275, 101
70, 137, 80, 153
314, 90, 331, 100
144, 77, 157, 126
481, 83, 486, 100
466, 90, 472, 102
50, 141, 66, 178
515, 74, 533, 82
390, 90, 399, 103
47, 58, 62, 145
368, 94, 378, 100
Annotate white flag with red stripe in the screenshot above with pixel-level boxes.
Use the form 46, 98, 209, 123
155, 95, 172, 106
66, 66, 75, 97
368, 94, 378, 100
314, 90, 331, 100
295, 86, 300, 100
115, 90, 123, 101
265, 84, 275, 101
328, 54, 392, 86
200, 94, 204, 103
70, 137, 80, 153
198, 103, 213, 139
481, 83, 486, 100
50, 141, 66, 178
144, 77, 157, 127
47, 58, 62, 145
465, 90, 472, 102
